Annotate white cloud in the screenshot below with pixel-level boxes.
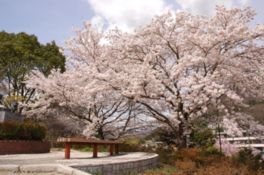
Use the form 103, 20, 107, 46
88, 0, 171, 31
90, 15, 105, 31
239, 0, 251, 6
175, 0, 251, 16
87, 0, 253, 31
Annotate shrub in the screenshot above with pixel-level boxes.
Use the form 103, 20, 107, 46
195, 160, 255, 175
139, 147, 264, 175
27, 122, 46, 140
232, 148, 264, 171
190, 128, 215, 148
176, 148, 223, 167
119, 137, 144, 152
155, 145, 178, 164
177, 148, 201, 161
145, 128, 178, 145
203, 146, 222, 156
0, 121, 46, 141
0, 121, 20, 139
175, 160, 196, 173
189, 119, 215, 148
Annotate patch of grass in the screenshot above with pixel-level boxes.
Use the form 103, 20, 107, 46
141, 165, 177, 175
51, 147, 64, 151
73, 145, 108, 152
77, 146, 93, 152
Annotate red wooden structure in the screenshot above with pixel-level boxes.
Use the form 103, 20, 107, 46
57, 137, 121, 159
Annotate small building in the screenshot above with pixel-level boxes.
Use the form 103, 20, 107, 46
0, 105, 24, 123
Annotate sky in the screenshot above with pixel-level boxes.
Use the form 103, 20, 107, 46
0, 0, 263, 46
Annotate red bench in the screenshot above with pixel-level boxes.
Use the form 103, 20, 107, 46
57, 137, 121, 159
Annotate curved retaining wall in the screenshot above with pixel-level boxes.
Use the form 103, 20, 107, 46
72, 153, 159, 175
0, 140, 50, 154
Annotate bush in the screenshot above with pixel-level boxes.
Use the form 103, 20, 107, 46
174, 148, 223, 167
139, 147, 264, 175
0, 121, 20, 139
119, 137, 143, 152
145, 128, 178, 145
154, 145, 178, 164
189, 119, 215, 148
203, 146, 222, 156
232, 148, 264, 171
0, 121, 46, 141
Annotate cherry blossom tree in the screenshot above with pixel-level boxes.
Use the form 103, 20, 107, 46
25, 28, 150, 139
27, 6, 264, 146
26, 68, 148, 139
102, 7, 263, 146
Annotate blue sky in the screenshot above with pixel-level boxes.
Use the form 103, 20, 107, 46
0, 0, 263, 46
0, 0, 93, 45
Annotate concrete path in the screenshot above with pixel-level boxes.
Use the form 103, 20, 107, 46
0, 150, 159, 175
0, 150, 156, 166
0, 173, 60, 175
0, 150, 107, 165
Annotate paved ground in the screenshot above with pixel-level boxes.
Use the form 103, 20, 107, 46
0, 150, 156, 166
0, 150, 158, 175
0, 172, 62, 175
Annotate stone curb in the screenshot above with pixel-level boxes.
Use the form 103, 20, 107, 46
0, 165, 19, 171
0, 164, 92, 175
20, 164, 57, 172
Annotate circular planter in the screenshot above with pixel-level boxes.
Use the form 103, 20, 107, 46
0, 140, 51, 155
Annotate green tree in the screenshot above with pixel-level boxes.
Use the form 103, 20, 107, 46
0, 31, 66, 113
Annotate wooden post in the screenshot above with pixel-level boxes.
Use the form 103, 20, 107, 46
65, 143, 71, 159
109, 144, 114, 156
114, 144, 119, 155
93, 143, 98, 158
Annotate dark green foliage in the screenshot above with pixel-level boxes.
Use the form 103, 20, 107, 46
232, 148, 264, 171
155, 146, 178, 164
0, 31, 66, 113
145, 128, 178, 145
0, 121, 20, 139
119, 137, 143, 152
203, 146, 223, 156
146, 119, 216, 148
190, 119, 215, 148
190, 128, 215, 148
0, 121, 46, 140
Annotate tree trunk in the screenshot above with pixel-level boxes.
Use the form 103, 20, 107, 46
178, 121, 187, 148
97, 127, 105, 139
